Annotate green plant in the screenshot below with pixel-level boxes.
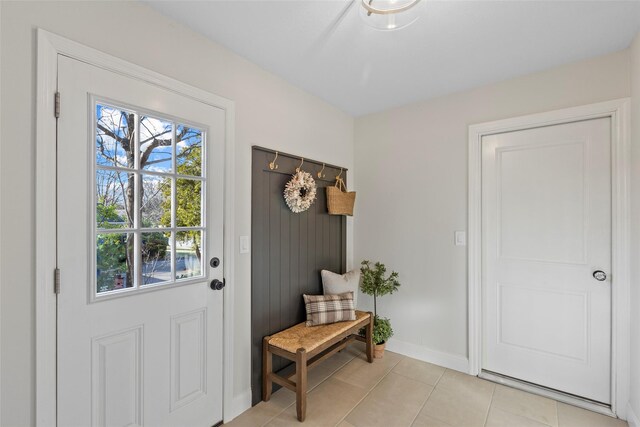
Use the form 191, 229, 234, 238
372, 316, 393, 345
360, 260, 400, 344
360, 260, 400, 317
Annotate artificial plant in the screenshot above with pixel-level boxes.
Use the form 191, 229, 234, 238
360, 260, 401, 344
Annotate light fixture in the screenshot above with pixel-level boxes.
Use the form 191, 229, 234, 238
360, 0, 421, 31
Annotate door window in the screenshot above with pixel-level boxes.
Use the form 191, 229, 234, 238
95, 103, 205, 295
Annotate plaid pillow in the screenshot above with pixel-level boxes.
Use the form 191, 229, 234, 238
303, 292, 356, 326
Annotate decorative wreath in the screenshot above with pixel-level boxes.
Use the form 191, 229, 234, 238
284, 170, 317, 213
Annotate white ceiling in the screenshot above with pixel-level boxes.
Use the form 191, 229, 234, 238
147, 0, 640, 116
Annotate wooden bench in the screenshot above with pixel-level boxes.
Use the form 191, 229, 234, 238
262, 310, 374, 422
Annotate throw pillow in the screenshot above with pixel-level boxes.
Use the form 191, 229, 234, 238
321, 269, 360, 308
303, 292, 356, 326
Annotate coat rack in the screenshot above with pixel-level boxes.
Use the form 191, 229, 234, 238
257, 146, 347, 184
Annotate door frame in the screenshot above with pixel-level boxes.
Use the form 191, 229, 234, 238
35, 29, 237, 425
467, 99, 631, 419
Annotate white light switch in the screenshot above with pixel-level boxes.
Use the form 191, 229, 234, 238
240, 236, 250, 254
455, 231, 466, 246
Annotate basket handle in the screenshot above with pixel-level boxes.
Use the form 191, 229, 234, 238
335, 177, 347, 192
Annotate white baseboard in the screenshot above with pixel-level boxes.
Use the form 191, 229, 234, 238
628, 403, 640, 427
385, 338, 469, 373
224, 388, 252, 423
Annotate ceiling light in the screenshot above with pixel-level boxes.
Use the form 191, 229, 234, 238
360, 0, 421, 31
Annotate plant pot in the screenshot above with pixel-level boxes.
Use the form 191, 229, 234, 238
374, 342, 386, 359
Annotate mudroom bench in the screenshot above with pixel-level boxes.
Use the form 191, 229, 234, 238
262, 310, 374, 422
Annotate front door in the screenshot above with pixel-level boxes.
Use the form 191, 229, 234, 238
57, 55, 225, 426
481, 118, 612, 404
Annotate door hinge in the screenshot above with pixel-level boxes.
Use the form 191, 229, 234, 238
54, 268, 61, 294
54, 91, 61, 119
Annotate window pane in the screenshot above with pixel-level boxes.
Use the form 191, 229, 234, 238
96, 104, 135, 169
141, 231, 172, 285
97, 233, 134, 293
176, 231, 203, 280
176, 125, 202, 176
96, 170, 135, 229
140, 116, 173, 172
176, 178, 202, 227
140, 174, 171, 228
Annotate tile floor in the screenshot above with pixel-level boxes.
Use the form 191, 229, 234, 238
226, 343, 628, 427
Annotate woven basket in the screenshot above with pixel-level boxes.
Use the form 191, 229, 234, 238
326, 178, 355, 216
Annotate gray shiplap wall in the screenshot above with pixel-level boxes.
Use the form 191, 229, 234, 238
251, 147, 347, 405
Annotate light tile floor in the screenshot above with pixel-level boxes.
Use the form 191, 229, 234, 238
226, 343, 628, 427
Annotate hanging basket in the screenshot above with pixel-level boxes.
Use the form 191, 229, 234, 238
326, 178, 356, 216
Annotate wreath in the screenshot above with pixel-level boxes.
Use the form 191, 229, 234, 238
284, 170, 317, 213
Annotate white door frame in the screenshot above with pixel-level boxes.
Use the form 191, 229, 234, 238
35, 29, 236, 425
467, 99, 631, 419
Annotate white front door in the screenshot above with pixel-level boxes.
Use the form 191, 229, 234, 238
57, 55, 225, 426
481, 118, 612, 404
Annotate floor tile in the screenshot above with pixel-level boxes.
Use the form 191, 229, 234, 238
345, 372, 433, 427
307, 350, 355, 390
411, 413, 455, 427
437, 369, 496, 396
227, 354, 627, 427
226, 388, 295, 427
418, 371, 494, 427
332, 350, 402, 390
491, 385, 557, 426
557, 403, 627, 427
267, 378, 368, 426
392, 357, 446, 386
486, 407, 551, 427
344, 340, 367, 358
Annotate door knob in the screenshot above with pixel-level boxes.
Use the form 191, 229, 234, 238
210, 279, 225, 290
593, 270, 607, 282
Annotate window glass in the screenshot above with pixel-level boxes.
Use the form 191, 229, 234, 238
94, 102, 207, 295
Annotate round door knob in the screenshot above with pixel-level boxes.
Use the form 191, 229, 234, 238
210, 279, 225, 290
593, 270, 607, 282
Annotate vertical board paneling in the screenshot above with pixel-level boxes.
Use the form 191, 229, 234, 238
251, 147, 348, 405
251, 152, 269, 392
299, 208, 308, 323
289, 213, 300, 329
269, 172, 282, 334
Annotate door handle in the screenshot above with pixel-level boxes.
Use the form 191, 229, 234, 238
592, 270, 607, 282
210, 279, 225, 290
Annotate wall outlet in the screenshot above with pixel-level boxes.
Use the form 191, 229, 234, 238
455, 231, 466, 246
240, 235, 250, 254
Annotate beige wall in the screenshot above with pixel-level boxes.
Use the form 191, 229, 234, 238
0, 1, 354, 425
629, 32, 640, 426
354, 51, 630, 364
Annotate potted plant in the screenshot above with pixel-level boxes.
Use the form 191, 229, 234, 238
360, 260, 400, 358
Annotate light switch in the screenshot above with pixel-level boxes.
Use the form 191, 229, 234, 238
240, 236, 250, 254
455, 231, 466, 246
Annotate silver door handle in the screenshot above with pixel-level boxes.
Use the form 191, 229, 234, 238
593, 270, 607, 282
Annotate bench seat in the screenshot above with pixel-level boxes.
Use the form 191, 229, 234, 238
263, 310, 374, 422
268, 310, 371, 354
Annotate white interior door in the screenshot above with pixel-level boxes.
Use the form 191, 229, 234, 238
481, 118, 612, 404
57, 55, 225, 426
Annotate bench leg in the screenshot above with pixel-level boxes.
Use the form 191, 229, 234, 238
366, 312, 374, 363
263, 336, 272, 401
295, 348, 308, 422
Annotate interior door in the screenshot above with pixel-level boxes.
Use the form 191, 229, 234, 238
481, 118, 612, 404
57, 55, 225, 426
